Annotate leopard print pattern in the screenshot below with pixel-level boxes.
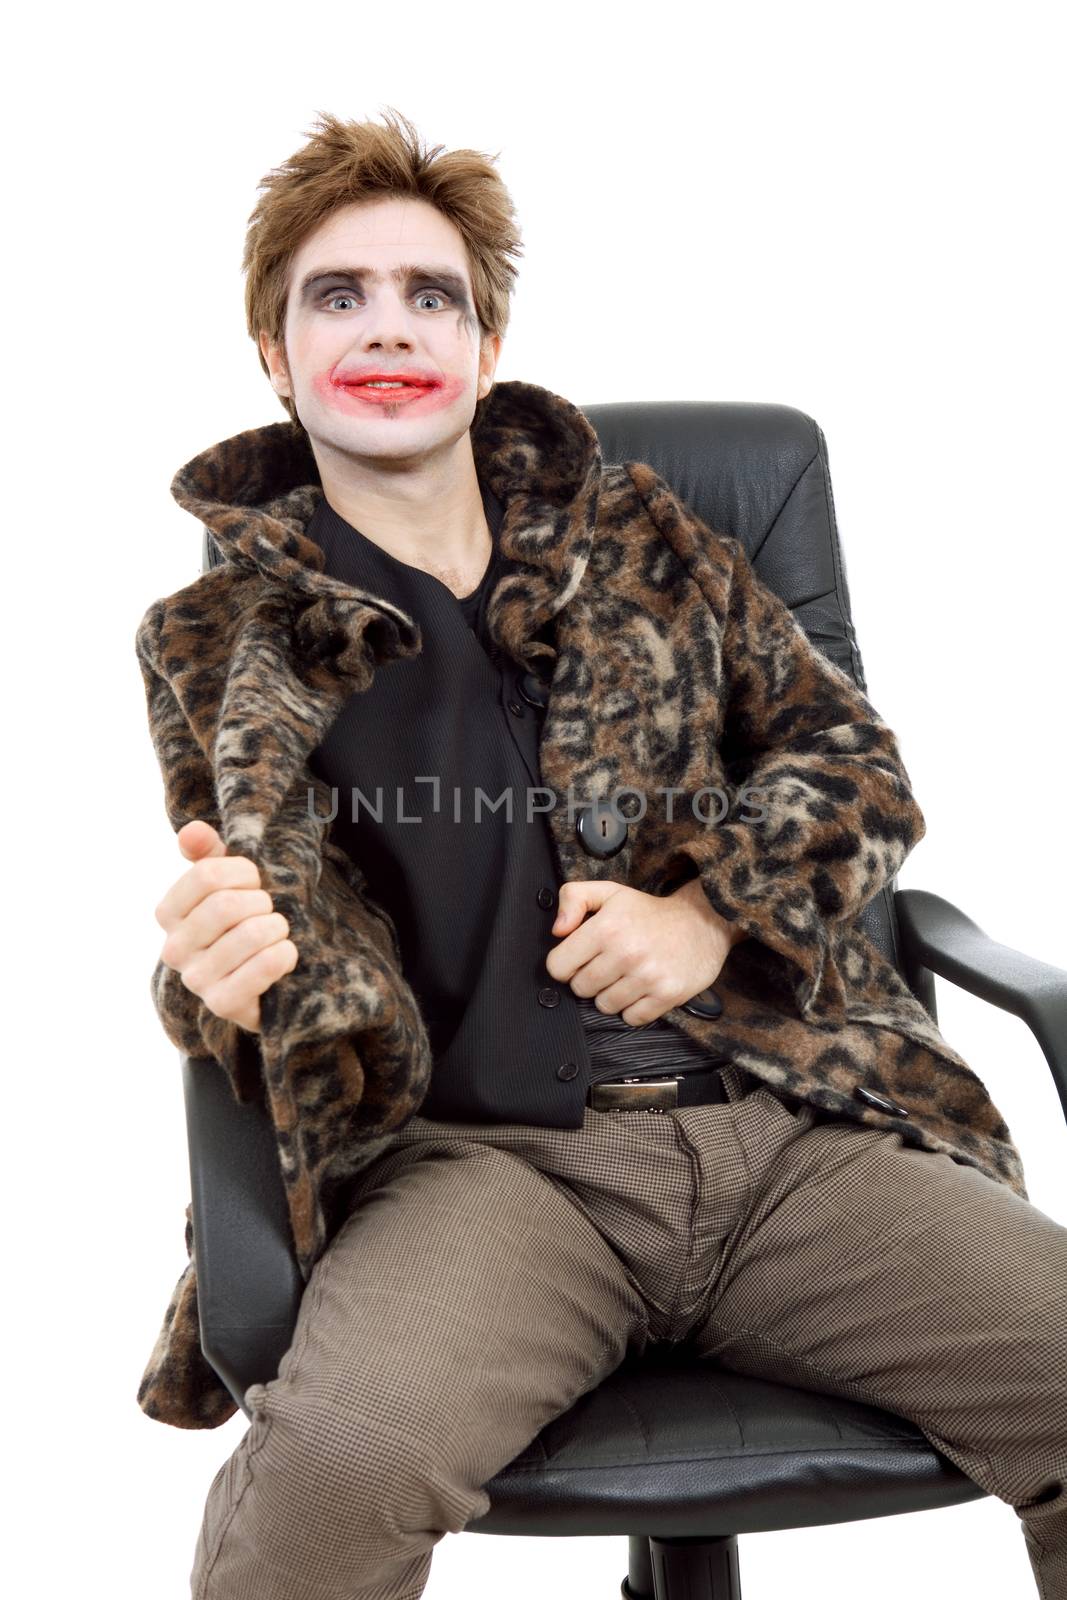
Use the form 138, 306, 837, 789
133, 380, 1027, 1428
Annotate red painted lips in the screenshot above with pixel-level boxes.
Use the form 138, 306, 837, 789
341, 380, 437, 401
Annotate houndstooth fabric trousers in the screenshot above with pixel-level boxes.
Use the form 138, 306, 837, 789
189, 1066, 1067, 1599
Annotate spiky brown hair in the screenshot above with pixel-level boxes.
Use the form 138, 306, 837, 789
243, 106, 524, 434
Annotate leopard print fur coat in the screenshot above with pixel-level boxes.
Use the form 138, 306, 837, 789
133, 379, 1027, 1429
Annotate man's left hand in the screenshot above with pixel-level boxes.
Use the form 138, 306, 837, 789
544, 878, 747, 1027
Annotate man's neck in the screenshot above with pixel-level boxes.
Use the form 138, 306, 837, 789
313, 436, 493, 598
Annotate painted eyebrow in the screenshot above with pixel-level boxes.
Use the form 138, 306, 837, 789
298, 264, 471, 303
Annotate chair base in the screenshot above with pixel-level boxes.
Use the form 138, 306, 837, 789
623, 1532, 742, 1599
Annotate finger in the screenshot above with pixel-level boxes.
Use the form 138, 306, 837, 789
177, 819, 227, 860
545, 912, 609, 982
156, 855, 265, 932
162, 890, 281, 968
551, 882, 587, 932
176, 909, 293, 997
620, 1000, 668, 1027
553, 878, 608, 931
554, 877, 624, 931
590, 972, 653, 1023
201, 938, 300, 1024
567, 951, 626, 999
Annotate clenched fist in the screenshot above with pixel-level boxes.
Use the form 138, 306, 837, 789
545, 877, 745, 1027
154, 819, 299, 1034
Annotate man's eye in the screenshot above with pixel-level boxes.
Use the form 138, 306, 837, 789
322, 289, 450, 312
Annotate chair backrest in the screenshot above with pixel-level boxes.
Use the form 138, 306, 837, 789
581, 399, 908, 980
199, 400, 912, 984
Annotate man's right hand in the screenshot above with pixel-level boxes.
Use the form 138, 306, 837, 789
154, 819, 299, 1034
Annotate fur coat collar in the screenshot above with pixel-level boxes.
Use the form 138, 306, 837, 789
135, 379, 1027, 1429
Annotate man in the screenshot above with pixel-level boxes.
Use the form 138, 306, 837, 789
135, 110, 1066, 1598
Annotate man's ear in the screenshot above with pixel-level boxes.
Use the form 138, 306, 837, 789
478, 332, 503, 398
259, 329, 291, 399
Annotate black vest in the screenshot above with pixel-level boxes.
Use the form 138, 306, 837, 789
305, 478, 712, 1126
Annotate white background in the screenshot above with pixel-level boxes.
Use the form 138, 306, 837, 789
6, 2, 1064, 1596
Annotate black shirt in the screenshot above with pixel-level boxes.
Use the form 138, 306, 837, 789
305, 478, 713, 1126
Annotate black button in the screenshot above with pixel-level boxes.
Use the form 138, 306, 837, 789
575, 800, 628, 859
536, 887, 556, 909
556, 1061, 579, 1081
507, 698, 525, 717
518, 671, 549, 709
854, 1085, 910, 1118
681, 987, 723, 1020
538, 986, 560, 1008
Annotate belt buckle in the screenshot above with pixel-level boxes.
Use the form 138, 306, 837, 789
588, 1076, 680, 1112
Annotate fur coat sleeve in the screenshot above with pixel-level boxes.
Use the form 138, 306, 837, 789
643, 470, 927, 1025
134, 601, 263, 1428
134, 600, 263, 1103
133, 592, 432, 1428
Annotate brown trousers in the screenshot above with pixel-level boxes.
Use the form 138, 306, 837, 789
190, 1067, 1067, 1599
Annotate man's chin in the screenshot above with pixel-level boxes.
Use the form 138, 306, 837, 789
305, 410, 471, 466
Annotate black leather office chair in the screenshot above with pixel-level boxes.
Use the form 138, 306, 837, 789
190, 401, 1067, 1598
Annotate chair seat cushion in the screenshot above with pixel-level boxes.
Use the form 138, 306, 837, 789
466, 1347, 987, 1538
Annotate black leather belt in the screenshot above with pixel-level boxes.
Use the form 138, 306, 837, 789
587, 1061, 733, 1112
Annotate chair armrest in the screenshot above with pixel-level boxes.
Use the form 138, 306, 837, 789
894, 888, 1067, 1129
182, 1053, 304, 1412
